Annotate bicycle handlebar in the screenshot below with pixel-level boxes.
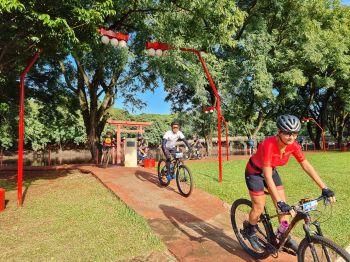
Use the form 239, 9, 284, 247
293, 195, 328, 213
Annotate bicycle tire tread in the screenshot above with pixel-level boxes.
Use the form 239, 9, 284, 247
298, 234, 350, 262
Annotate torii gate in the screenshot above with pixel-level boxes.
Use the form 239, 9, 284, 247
107, 119, 152, 164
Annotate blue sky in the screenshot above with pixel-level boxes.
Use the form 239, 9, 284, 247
116, 0, 350, 115
115, 87, 171, 115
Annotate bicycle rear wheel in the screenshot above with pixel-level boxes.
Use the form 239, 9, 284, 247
176, 165, 193, 197
157, 159, 170, 186
104, 150, 111, 168
298, 234, 350, 262
230, 198, 272, 259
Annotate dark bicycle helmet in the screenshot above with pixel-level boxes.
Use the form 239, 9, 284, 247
171, 120, 180, 126
276, 115, 301, 132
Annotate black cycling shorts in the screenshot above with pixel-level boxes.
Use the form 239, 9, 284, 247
245, 168, 283, 196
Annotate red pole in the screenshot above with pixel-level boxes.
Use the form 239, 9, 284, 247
18, 50, 41, 207
116, 125, 121, 164
216, 99, 223, 182
302, 117, 326, 153
314, 123, 326, 153
183, 49, 222, 182
146, 43, 223, 182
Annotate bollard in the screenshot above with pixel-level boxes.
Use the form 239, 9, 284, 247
0, 188, 5, 211
144, 159, 155, 168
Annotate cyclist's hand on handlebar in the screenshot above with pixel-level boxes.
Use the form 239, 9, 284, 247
277, 201, 295, 216
322, 187, 336, 203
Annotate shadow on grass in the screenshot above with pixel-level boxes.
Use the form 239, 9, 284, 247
0, 168, 86, 205
158, 204, 255, 261
195, 171, 221, 183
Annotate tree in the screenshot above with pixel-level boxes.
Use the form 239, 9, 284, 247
222, 0, 350, 147
56, 0, 245, 159
327, 83, 350, 146
134, 114, 175, 147
0, 103, 15, 151
24, 99, 86, 151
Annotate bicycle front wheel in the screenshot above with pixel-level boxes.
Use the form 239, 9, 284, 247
102, 150, 111, 168
230, 198, 272, 259
157, 159, 170, 186
298, 234, 350, 262
176, 165, 193, 197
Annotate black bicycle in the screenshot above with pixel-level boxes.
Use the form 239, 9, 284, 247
157, 152, 193, 197
231, 195, 350, 261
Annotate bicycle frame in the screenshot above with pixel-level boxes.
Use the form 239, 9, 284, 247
171, 156, 184, 175
260, 197, 326, 252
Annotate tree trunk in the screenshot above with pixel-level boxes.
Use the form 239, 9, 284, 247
204, 132, 213, 157
201, 120, 213, 156
87, 130, 99, 162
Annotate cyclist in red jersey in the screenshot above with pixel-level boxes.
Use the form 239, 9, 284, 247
244, 115, 336, 253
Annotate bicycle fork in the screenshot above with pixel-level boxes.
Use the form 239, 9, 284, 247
303, 220, 332, 261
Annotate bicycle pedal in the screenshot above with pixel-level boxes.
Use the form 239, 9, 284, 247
281, 246, 297, 256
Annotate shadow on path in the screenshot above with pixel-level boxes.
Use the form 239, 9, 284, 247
159, 204, 255, 261
134, 169, 182, 196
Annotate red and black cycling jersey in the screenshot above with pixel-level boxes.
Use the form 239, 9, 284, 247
247, 136, 305, 174
245, 136, 305, 196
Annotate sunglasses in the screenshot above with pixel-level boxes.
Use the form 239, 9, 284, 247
172, 126, 179, 129
282, 131, 299, 137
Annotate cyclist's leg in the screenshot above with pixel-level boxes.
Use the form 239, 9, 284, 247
264, 169, 288, 222
100, 147, 106, 164
107, 147, 112, 164
265, 170, 298, 252
245, 172, 266, 224
162, 147, 171, 176
245, 171, 266, 251
166, 148, 176, 175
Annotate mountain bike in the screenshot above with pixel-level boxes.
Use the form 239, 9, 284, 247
157, 152, 193, 197
101, 146, 114, 167
189, 147, 203, 160
231, 195, 350, 261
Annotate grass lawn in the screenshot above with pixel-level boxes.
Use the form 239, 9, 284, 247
187, 152, 350, 247
0, 170, 165, 261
